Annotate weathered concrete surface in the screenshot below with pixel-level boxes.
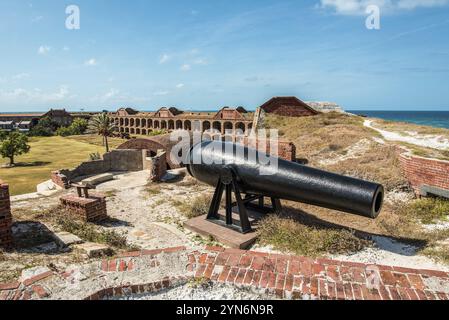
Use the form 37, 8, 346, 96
52, 232, 83, 247
81, 173, 114, 186
74, 242, 112, 258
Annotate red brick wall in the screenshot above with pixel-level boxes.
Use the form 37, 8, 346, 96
0, 181, 12, 247
149, 151, 167, 182
397, 151, 449, 195
260, 97, 319, 117
60, 194, 108, 222
51, 171, 70, 189
241, 137, 297, 162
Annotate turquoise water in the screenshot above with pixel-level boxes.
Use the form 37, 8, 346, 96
349, 111, 449, 129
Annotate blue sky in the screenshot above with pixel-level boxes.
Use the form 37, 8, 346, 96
0, 0, 449, 112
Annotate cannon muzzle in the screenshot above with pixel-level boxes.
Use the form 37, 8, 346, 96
185, 141, 384, 233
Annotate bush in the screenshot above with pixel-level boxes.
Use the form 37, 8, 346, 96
29, 116, 59, 137
403, 198, 449, 224
56, 215, 130, 249
56, 118, 88, 137
258, 215, 371, 256
173, 194, 212, 219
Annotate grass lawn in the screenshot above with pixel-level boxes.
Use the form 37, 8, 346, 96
0, 135, 123, 196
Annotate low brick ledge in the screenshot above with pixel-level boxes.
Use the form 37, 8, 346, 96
1, 246, 449, 300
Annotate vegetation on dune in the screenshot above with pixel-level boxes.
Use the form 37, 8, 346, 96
265, 112, 407, 191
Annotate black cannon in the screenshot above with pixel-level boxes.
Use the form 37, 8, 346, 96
185, 141, 384, 234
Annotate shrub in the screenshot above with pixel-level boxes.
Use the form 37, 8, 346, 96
173, 194, 212, 219
403, 198, 449, 224
258, 215, 371, 256
89, 152, 101, 161
56, 214, 130, 249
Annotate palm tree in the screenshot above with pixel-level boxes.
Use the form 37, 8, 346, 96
88, 113, 116, 153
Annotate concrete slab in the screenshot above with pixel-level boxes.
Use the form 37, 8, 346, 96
81, 173, 114, 186
52, 231, 83, 247
74, 242, 112, 258
184, 209, 265, 249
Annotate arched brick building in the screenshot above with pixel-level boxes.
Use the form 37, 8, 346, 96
110, 107, 254, 136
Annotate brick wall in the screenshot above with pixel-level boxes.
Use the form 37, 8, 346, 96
51, 171, 70, 189
397, 149, 449, 196
149, 151, 167, 182
0, 181, 12, 247
60, 194, 108, 222
241, 137, 297, 162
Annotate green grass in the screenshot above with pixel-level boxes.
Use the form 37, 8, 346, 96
172, 194, 212, 219
0, 136, 114, 196
402, 198, 449, 224
258, 215, 371, 257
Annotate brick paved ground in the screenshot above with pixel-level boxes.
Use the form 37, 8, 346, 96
1, 246, 449, 300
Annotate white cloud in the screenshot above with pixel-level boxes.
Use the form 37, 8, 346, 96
0, 85, 71, 103
12, 73, 30, 81
84, 58, 97, 66
38, 45, 51, 55
63, 46, 70, 51
176, 83, 185, 89
193, 58, 207, 65
319, 0, 449, 15
397, 0, 449, 9
153, 90, 169, 96
159, 54, 170, 64
180, 64, 191, 71
31, 15, 43, 23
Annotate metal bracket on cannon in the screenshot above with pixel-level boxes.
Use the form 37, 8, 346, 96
206, 166, 282, 234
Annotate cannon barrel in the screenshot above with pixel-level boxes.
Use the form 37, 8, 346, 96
186, 141, 384, 219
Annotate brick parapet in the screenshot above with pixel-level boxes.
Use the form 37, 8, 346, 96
0, 181, 12, 247
396, 147, 449, 196
59, 193, 108, 222
2, 246, 448, 300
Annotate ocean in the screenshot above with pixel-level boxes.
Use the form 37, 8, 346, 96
349, 111, 449, 130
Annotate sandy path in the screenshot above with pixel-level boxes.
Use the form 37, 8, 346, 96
364, 120, 449, 150
96, 171, 206, 250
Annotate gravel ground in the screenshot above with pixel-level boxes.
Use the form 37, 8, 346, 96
109, 283, 272, 300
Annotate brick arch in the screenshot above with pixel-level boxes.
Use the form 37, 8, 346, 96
202, 121, 211, 132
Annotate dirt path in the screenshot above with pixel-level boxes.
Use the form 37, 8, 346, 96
96, 171, 209, 250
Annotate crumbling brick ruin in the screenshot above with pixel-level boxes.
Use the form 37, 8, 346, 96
149, 151, 167, 182
0, 181, 12, 247
60, 193, 108, 222
397, 149, 449, 198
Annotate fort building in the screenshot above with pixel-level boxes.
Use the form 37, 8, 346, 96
110, 97, 321, 136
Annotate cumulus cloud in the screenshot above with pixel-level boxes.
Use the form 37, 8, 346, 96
159, 54, 170, 64
319, 0, 449, 15
153, 90, 169, 96
0, 85, 71, 103
84, 58, 97, 66
12, 73, 30, 81
38, 45, 51, 55
180, 64, 191, 71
